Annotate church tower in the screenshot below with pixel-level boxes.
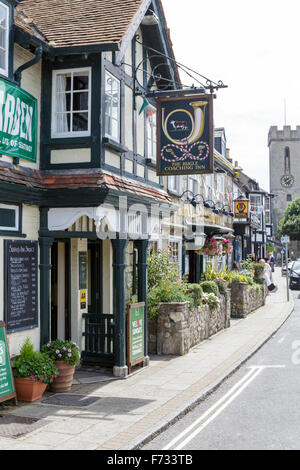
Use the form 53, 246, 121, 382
268, 126, 300, 236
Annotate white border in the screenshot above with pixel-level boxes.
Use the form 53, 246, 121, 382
51, 67, 92, 138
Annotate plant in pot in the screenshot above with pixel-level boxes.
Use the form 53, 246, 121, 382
41, 339, 81, 393
12, 338, 58, 402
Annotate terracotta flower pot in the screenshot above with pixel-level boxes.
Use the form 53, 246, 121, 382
14, 377, 47, 402
50, 361, 75, 393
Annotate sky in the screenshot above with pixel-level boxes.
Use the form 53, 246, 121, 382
162, 0, 300, 191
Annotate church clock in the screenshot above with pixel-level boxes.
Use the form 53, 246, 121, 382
281, 175, 294, 188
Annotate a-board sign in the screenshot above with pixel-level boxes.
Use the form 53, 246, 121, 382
0, 322, 17, 405
127, 302, 145, 373
4, 240, 38, 333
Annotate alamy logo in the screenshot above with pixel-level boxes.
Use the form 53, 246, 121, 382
0, 340, 6, 367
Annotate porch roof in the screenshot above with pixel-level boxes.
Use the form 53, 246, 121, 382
0, 162, 172, 204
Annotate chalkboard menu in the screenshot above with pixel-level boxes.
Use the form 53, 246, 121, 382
4, 240, 38, 333
0, 322, 16, 404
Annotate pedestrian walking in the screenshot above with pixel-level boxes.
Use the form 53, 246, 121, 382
259, 259, 277, 293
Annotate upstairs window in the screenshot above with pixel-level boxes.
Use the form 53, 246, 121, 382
104, 71, 120, 142
168, 175, 182, 194
52, 68, 91, 138
0, 2, 9, 77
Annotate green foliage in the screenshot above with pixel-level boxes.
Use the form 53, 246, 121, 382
202, 293, 220, 310
147, 250, 178, 289
19, 337, 35, 360
253, 263, 265, 279
254, 278, 265, 286
147, 279, 191, 319
185, 284, 203, 308
200, 280, 219, 296
12, 338, 58, 384
240, 255, 254, 270
278, 198, 300, 239
42, 339, 81, 366
215, 278, 228, 295
230, 274, 249, 283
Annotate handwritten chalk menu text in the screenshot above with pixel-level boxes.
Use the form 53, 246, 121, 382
5, 240, 38, 333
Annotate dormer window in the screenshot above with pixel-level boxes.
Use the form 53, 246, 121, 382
0, 2, 9, 77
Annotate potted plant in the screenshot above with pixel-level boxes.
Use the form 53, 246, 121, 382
12, 338, 58, 402
41, 339, 81, 392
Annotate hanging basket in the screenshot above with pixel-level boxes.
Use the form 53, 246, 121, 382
220, 239, 233, 256
198, 238, 221, 257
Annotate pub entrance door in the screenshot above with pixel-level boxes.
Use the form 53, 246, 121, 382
82, 240, 115, 366
50, 241, 71, 341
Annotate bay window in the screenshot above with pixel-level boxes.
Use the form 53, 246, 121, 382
104, 71, 120, 142
146, 107, 156, 161
52, 68, 91, 138
0, 2, 9, 77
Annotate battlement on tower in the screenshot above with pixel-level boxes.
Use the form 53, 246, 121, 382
268, 125, 300, 146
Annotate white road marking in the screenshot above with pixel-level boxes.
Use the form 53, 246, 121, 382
278, 336, 286, 344
163, 365, 285, 451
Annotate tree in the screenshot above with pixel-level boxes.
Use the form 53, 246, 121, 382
278, 198, 300, 240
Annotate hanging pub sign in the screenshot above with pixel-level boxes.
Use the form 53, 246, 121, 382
156, 94, 214, 175
234, 199, 249, 219
0, 78, 37, 163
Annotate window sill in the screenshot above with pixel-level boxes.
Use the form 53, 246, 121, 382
146, 157, 157, 168
102, 137, 128, 154
0, 231, 26, 238
168, 189, 182, 197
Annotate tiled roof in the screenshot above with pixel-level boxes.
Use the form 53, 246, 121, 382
15, 0, 146, 48
0, 163, 171, 203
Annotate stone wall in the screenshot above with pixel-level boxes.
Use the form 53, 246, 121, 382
148, 284, 264, 356
148, 291, 231, 356
230, 282, 265, 318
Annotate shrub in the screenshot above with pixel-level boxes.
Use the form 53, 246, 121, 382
12, 338, 58, 385
185, 284, 203, 308
215, 278, 228, 295
253, 263, 265, 280
200, 280, 219, 296
42, 339, 81, 366
147, 279, 191, 319
147, 250, 178, 289
254, 278, 265, 286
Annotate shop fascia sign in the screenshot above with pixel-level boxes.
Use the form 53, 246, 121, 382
0, 78, 37, 163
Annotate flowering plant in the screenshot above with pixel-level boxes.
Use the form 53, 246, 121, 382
197, 237, 221, 256
12, 338, 58, 384
201, 293, 220, 310
42, 339, 81, 366
220, 239, 233, 256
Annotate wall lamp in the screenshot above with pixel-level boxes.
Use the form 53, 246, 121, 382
179, 191, 234, 217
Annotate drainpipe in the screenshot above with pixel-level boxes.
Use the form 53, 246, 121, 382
14, 45, 43, 85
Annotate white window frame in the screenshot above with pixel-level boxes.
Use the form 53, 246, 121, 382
51, 67, 92, 138
0, 2, 9, 77
168, 175, 182, 195
146, 106, 156, 161
0, 203, 19, 231
104, 71, 121, 142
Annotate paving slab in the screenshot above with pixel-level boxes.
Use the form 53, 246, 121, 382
0, 268, 293, 450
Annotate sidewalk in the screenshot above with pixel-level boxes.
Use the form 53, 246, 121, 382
0, 269, 293, 450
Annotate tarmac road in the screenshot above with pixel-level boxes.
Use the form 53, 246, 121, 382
142, 291, 300, 450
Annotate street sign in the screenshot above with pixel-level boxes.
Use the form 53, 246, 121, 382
281, 236, 290, 244
0, 322, 17, 405
127, 302, 145, 374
